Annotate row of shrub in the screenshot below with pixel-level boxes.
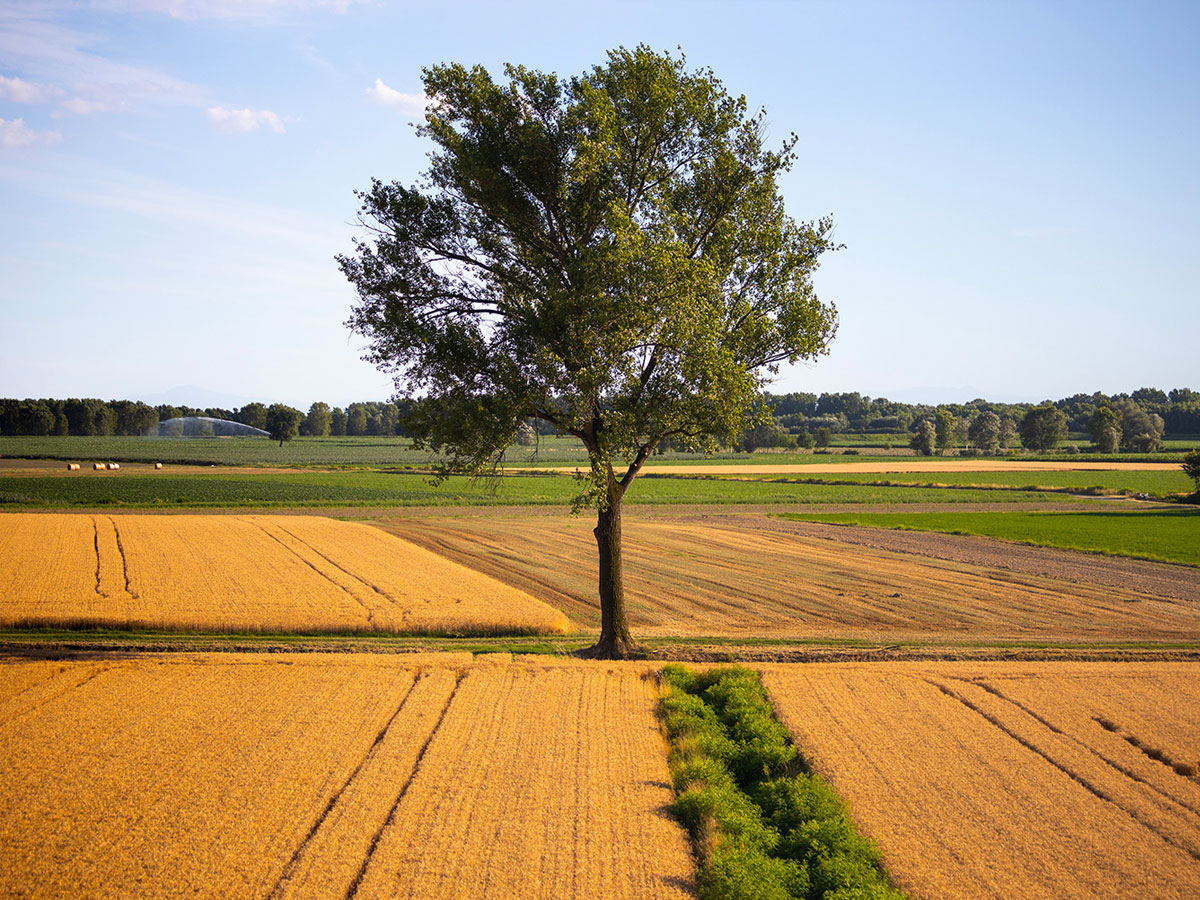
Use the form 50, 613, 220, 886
660, 665, 905, 900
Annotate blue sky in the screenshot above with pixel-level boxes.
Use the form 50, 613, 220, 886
1, 0, 1196, 409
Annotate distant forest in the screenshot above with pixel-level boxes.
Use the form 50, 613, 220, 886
1, 389, 1197, 454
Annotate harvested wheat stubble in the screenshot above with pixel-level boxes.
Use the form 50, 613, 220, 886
380, 515, 1200, 642
760, 661, 1200, 900
349, 658, 693, 900
0, 654, 693, 900
0, 653, 469, 900
0, 513, 569, 635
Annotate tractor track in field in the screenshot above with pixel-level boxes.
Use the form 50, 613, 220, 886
710, 513, 1200, 603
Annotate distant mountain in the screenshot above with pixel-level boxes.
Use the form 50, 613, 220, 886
134, 385, 259, 410
865, 387, 1048, 406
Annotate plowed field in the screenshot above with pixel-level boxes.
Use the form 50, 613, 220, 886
0, 653, 692, 900
761, 661, 1200, 900
0, 514, 568, 635
379, 515, 1200, 642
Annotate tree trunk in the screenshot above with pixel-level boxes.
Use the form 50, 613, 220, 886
585, 492, 636, 659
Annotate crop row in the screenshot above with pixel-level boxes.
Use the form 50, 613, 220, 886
0, 471, 1068, 508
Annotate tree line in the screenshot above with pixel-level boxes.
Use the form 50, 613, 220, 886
1, 389, 1193, 455
737, 388, 1197, 454
0, 398, 415, 439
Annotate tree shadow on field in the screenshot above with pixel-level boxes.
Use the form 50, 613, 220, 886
0, 647, 139, 662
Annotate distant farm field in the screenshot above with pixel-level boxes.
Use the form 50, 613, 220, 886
0, 654, 692, 900
379, 514, 1200, 643
762, 661, 1200, 900
781, 508, 1200, 566
0, 469, 1072, 507
729, 467, 1194, 497
0, 514, 568, 635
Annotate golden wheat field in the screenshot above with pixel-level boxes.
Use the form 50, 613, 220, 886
0, 653, 692, 900
0, 513, 569, 635
380, 515, 1200, 642
761, 661, 1200, 900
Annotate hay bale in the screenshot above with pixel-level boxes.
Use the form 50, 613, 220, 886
67, 463, 80, 471
93, 463, 105, 471
107, 463, 120, 470
154, 462, 163, 469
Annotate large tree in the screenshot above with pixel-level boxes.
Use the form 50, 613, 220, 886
339, 46, 839, 657
967, 410, 1001, 455
266, 404, 303, 447
1018, 404, 1068, 452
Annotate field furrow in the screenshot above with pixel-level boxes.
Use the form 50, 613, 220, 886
761, 662, 1200, 900
380, 515, 1200, 642
352, 661, 694, 900
0, 653, 474, 900
272, 668, 460, 900
0, 514, 570, 635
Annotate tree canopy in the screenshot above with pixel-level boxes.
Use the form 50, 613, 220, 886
265, 404, 303, 447
339, 46, 839, 656
1019, 405, 1067, 452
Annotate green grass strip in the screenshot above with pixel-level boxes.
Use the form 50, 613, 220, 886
660, 664, 905, 900
0, 471, 1067, 507
779, 508, 1200, 566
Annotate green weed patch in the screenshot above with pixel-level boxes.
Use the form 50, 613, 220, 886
660, 665, 904, 900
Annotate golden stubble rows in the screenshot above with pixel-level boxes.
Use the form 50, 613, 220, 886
0, 654, 692, 900
760, 661, 1200, 900
0, 514, 569, 635
380, 515, 1200, 641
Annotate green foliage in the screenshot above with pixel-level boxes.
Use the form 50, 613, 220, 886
1018, 405, 1067, 451
1183, 449, 1200, 493
265, 404, 303, 445
967, 411, 1001, 454
339, 45, 839, 498
303, 402, 332, 437
238, 402, 268, 430
934, 409, 956, 453
661, 666, 904, 900
909, 420, 935, 456
0, 469, 1073, 508
1113, 398, 1165, 453
702, 846, 808, 900
1088, 405, 1120, 453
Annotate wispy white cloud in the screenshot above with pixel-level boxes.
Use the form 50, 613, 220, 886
206, 106, 287, 133
0, 3, 205, 119
0, 74, 61, 103
0, 157, 344, 250
365, 78, 428, 118
296, 42, 334, 73
90, 0, 366, 20
0, 117, 62, 149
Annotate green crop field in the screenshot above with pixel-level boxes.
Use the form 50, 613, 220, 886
0, 470, 1073, 508
780, 508, 1200, 566
3, 434, 1190, 468
724, 468, 1194, 497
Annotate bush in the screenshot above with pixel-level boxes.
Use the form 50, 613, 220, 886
661, 666, 906, 900
702, 845, 808, 900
